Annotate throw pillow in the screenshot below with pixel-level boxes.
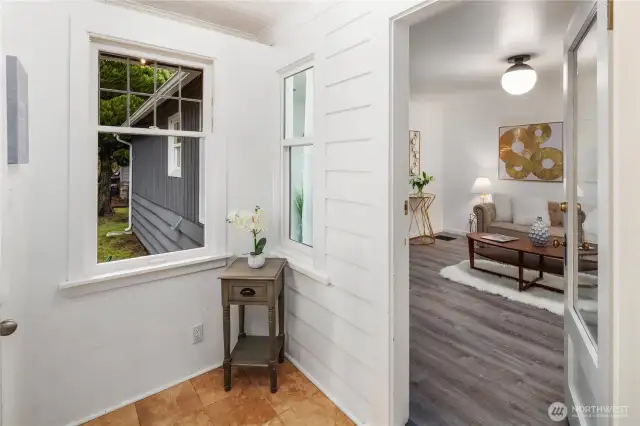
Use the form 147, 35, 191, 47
512, 197, 551, 226
492, 194, 513, 222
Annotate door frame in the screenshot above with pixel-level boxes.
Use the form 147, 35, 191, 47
389, 0, 618, 425
388, 1, 461, 424
563, 1, 613, 423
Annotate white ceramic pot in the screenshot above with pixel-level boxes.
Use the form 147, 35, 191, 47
248, 253, 266, 269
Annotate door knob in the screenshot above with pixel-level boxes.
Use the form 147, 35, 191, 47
0, 319, 17, 336
560, 202, 582, 213
553, 239, 567, 248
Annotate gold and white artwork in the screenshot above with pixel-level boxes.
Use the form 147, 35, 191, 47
409, 130, 420, 177
498, 122, 563, 182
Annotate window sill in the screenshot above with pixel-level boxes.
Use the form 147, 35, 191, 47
59, 253, 232, 296
269, 248, 330, 285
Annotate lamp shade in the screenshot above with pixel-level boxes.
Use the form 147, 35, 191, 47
471, 177, 492, 194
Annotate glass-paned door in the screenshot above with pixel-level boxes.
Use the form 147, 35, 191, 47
563, 1, 612, 424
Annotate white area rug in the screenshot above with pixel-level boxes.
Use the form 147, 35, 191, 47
440, 259, 598, 316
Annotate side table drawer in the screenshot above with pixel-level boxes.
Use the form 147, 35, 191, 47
228, 281, 268, 303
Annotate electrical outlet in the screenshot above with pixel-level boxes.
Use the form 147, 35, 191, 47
192, 323, 204, 344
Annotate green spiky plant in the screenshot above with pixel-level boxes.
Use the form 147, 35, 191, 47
293, 187, 304, 240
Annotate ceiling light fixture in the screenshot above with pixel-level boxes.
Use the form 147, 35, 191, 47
501, 55, 537, 95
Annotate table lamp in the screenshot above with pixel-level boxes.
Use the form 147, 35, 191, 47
471, 177, 492, 203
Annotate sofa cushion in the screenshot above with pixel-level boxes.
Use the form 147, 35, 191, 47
548, 202, 563, 227
513, 196, 551, 226
492, 194, 513, 222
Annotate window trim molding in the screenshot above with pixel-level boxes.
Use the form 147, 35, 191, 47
275, 56, 327, 275
167, 112, 182, 178
67, 16, 226, 286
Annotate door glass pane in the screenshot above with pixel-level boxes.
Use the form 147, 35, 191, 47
289, 146, 313, 246
574, 17, 598, 345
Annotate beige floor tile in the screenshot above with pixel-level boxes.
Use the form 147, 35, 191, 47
82, 404, 139, 426
335, 409, 356, 426
279, 392, 338, 426
173, 409, 215, 426
251, 365, 319, 414
203, 394, 278, 426
262, 415, 286, 426
192, 366, 263, 407
90, 360, 351, 426
135, 381, 203, 426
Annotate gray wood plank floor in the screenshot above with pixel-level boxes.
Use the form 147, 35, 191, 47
409, 236, 564, 426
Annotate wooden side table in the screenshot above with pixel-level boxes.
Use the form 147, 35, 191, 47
219, 257, 286, 393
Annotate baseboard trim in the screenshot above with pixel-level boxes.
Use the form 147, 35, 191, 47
441, 228, 468, 237
408, 228, 444, 239
285, 352, 364, 426
66, 362, 223, 426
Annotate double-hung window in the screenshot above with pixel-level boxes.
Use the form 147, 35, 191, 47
281, 66, 314, 251
66, 33, 223, 286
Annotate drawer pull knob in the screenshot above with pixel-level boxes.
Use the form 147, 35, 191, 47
240, 288, 256, 297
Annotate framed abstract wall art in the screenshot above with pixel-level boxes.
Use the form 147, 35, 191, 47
410, 130, 420, 177
498, 122, 563, 182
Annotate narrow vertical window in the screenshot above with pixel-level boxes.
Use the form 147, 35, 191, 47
282, 66, 314, 248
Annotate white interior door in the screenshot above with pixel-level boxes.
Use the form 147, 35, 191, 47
0, 3, 5, 422
563, 1, 612, 424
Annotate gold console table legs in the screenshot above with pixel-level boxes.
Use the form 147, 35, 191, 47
409, 193, 436, 245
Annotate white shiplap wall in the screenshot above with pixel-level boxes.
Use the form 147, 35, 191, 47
267, 2, 418, 424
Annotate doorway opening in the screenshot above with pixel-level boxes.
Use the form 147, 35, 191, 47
390, 1, 607, 425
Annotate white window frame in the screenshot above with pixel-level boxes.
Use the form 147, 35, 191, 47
281, 63, 315, 257
273, 56, 328, 284
167, 112, 182, 178
66, 22, 227, 288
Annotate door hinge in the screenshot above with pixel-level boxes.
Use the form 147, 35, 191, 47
404, 200, 408, 215
608, 0, 613, 30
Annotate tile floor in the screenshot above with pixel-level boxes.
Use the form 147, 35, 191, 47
85, 360, 355, 426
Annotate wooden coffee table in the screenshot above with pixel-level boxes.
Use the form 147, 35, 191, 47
466, 232, 597, 293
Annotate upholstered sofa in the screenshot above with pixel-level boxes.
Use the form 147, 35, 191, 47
473, 201, 585, 243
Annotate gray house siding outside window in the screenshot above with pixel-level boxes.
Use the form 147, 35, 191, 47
130, 77, 204, 254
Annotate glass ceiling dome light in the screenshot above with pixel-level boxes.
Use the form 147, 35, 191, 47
501, 55, 537, 95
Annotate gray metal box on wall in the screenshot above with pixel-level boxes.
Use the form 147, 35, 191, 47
6, 55, 29, 164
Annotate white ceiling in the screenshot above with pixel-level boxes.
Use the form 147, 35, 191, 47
410, 0, 582, 95
119, 0, 299, 40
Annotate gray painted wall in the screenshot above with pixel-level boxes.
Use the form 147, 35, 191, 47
131, 134, 200, 222
130, 77, 203, 254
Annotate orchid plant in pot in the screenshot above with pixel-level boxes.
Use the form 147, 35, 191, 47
226, 206, 268, 269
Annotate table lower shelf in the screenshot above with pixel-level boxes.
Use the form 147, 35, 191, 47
231, 335, 284, 367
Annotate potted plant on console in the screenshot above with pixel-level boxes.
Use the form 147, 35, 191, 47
226, 206, 267, 269
410, 171, 434, 195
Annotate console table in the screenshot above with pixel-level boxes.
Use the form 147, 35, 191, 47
409, 193, 436, 245
219, 257, 286, 393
